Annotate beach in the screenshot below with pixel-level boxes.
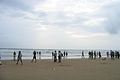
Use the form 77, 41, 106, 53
0, 59, 120, 80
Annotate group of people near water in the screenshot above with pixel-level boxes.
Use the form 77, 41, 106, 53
13, 51, 41, 65
52, 51, 68, 63
2, 50, 119, 65
81, 50, 120, 60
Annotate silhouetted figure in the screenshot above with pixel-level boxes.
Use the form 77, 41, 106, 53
93, 51, 96, 59
13, 51, 16, 61
31, 51, 37, 63
88, 51, 90, 59
115, 51, 119, 59
117, 51, 120, 59
110, 50, 114, 60
16, 51, 23, 65
82, 51, 84, 58
98, 51, 102, 58
89, 51, 93, 59
66, 52, 68, 57
39, 51, 41, 59
58, 51, 62, 63
53, 51, 57, 62
63, 51, 66, 57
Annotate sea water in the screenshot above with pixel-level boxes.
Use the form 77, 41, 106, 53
0, 48, 118, 60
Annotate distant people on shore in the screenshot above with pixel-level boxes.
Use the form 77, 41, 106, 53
88, 51, 93, 59
110, 50, 120, 59
13, 51, 16, 61
16, 51, 23, 65
31, 51, 37, 63
58, 51, 62, 63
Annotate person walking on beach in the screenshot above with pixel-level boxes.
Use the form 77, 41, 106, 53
16, 51, 23, 65
53, 51, 57, 62
31, 51, 37, 63
13, 51, 16, 61
58, 51, 62, 63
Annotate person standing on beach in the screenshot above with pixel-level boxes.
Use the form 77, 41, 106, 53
82, 51, 84, 58
93, 51, 96, 59
66, 52, 68, 57
39, 51, 41, 59
16, 51, 23, 65
58, 51, 62, 63
31, 51, 37, 63
98, 51, 102, 58
13, 51, 16, 61
117, 51, 120, 59
63, 51, 66, 57
53, 51, 57, 62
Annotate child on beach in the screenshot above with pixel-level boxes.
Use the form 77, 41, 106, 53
16, 51, 23, 65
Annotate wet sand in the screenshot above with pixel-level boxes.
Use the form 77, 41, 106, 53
0, 59, 120, 80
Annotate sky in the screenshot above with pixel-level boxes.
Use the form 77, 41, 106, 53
0, 0, 120, 49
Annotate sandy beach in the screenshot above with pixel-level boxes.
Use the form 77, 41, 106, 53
0, 59, 120, 80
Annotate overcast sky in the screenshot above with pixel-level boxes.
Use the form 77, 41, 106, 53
0, 0, 120, 49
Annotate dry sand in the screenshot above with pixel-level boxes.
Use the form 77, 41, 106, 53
0, 59, 120, 80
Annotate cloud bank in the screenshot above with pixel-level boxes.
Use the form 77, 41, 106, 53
0, 0, 120, 49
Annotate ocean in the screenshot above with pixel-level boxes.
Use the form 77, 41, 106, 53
0, 48, 118, 60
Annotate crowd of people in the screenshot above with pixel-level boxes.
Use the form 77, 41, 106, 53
2, 50, 119, 65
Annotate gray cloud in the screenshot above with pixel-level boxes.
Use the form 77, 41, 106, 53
0, 0, 45, 12
102, 1, 120, 34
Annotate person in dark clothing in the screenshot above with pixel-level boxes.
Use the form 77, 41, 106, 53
16, 51, 23, 65
82, 51, 84, 58
66, 52, 68, 57
31, 51, 37, 63
13, 51, 16, 61
58, 51, 62, 63
110, 50, 114, 60
93, 51, 96, 59
63, 51, 66, 57
98, 51, 102, 58
54, 51, 57, 62
39, 51, 41, 59
116, 51, 120, 59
